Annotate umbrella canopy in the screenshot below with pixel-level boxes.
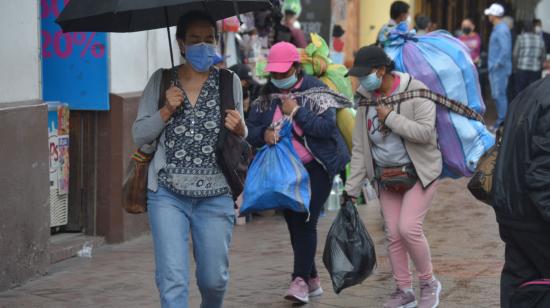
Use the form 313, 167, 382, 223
56, 0, 272, 33
56, 0, 272, 67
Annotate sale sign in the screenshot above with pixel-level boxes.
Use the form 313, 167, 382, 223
41, 0, 109, 110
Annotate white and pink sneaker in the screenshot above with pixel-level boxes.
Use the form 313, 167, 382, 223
383, 288, 417, 308
308, 276, 323, 297
419, 278, 442, 308
284, 277, 309, 303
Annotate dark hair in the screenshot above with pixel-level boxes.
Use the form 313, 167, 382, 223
533, 19, 542, 26
522, 20, 535, 33
374, 60, 396, 73
390, 1, 410, 20
415, 15, 431, 30
176, 11, 218, 40
463, 17, 475, 25
284, 10, 297, 18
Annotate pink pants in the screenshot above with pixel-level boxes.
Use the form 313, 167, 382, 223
379, 181, 438, 289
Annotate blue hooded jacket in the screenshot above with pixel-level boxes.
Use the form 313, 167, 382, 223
488, 22, 512, 75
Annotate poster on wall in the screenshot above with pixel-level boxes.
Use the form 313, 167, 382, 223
41, 0, 109, 110
48, 102, 70, 195
300, 0, 333, 44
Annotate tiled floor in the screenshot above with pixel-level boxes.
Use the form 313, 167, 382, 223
0, 178, 503, 307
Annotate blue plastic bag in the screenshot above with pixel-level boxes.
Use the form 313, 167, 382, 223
241, 120, 311, 215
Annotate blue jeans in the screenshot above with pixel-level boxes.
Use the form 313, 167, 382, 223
147, 186, 235, 308
489, 69, 511, 126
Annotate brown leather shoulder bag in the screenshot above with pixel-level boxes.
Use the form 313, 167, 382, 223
123, 69, 171, 214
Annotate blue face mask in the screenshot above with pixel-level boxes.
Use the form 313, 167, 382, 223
184, 43, 216, 72
271, 74, 298, 90
360, 71, 382, 91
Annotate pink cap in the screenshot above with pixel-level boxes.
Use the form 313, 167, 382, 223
266, 42, 300, 73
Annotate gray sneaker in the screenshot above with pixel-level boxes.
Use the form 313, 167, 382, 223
419, 278, 442, 308
383, 288, 417, 308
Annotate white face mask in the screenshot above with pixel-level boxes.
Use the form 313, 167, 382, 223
406, 16, 412, 25
535, 26, 542, 34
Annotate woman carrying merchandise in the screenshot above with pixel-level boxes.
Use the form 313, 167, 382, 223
344, 45, 442, 308
246, 42, 350, 304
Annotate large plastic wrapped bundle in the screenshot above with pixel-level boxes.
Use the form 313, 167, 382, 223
282, 0, 302, 16
300, 33, 354, 99
383, 22, 495, 177
300, 33, 355, 151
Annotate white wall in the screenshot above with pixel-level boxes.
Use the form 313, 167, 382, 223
109, 27, 181, 94
0, 2, 41, 104
536, 0, 550, 33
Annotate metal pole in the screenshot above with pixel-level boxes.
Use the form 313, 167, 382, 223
164, 7, 175, 68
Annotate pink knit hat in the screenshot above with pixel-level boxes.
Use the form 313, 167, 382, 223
266, 42, 300, 73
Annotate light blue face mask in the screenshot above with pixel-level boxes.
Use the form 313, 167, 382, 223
271, 74, 298, 90
360, 71, 382, 92
184, 43, 216, 72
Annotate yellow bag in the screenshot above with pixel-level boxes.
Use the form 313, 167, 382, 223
336, 108, 356, 152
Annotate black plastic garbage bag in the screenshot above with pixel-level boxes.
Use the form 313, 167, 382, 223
323, 202, 376, 294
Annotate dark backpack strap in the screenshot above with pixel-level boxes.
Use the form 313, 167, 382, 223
404, 76, 413, 91
396, 76, 412, 116
217, 69, 236, 151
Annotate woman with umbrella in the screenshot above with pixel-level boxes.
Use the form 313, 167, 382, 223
132, 11, 246, 308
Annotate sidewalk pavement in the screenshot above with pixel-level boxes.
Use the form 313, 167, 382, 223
0, 178, 503, 307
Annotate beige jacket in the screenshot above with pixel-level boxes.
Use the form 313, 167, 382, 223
345, 72, 442, 197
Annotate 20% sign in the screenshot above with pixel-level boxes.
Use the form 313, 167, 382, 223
41, 0, 105, 59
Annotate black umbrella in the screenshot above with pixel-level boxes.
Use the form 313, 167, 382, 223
56, 0, 272, 66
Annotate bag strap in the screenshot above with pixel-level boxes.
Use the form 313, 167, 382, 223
361, 75, 413, 118
158, 68, 172, 110
358, 88, 484, 123
292, 127, 306, 146
217, 68, 236, 151
398, 74, 410, 114
135, 68, 172, 157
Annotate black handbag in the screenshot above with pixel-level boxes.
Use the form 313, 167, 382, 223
216, 69, 253, 202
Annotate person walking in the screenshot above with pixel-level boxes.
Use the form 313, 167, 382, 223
458, 18, 482, 65
283, 9, 307, 48
485, 3, 512, 132
344, 45, 442, 308
414, 15, 431, 35
132, 11, 246, 308
492, 77, 550, 308
534, 19, 550, 53
228, 64, 261, 120
246, 42, 350, 304
377, 1, 410, 47
513, 20, 546, 95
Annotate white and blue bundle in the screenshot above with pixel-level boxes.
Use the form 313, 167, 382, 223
383, 23, 495, 177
